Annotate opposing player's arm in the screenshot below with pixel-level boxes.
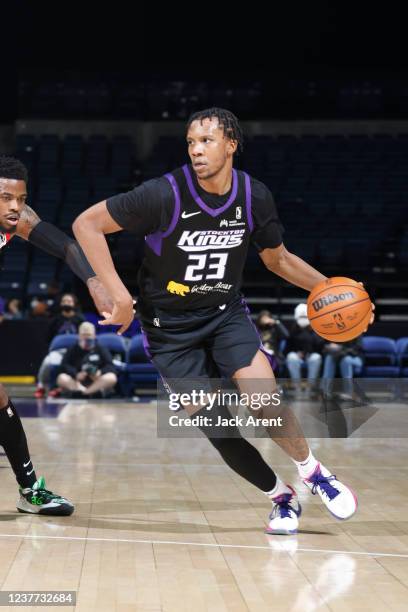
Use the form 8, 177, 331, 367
15, 205, 113, 315
73, 201, 134, 334
259, 243, 327, 292
14, 203, 41, 238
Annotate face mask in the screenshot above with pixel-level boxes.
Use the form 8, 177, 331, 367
296, 317, 309, 328
61, 305, 75, 313
80, 337, 95, 350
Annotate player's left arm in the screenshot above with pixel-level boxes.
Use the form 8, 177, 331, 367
260, 244, 375, 324
259, 243, 327, 292
15, 205, 113, 314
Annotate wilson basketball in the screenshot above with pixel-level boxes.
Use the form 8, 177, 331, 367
307, 277, 372, 342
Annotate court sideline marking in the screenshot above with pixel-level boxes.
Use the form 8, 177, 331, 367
0, 532, 407, 559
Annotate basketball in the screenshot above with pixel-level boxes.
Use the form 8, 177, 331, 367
307, 277, 372, 342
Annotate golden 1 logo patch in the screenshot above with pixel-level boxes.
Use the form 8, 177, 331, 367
167, 280, 190, 297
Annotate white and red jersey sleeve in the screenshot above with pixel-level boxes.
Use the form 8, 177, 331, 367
0, 233, 12, 249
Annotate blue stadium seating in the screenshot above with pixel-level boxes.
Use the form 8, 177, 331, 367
122, 334, 159, 396
396, 337, 408, 377
361, 336, 400, 377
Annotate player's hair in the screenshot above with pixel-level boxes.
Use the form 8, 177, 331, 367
0, 156, 28, 183
186, 108, 244, 153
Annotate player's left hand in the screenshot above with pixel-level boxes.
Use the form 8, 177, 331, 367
87, 276, 114, 316
358, 282, 375, 329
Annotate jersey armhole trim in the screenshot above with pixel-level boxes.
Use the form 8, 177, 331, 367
243, 172, 254, 232
162, 173, 181, 238
145, 173, 181, 257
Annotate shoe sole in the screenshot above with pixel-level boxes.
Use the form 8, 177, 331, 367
17, 506, 74, 516
264, 527, 298, 535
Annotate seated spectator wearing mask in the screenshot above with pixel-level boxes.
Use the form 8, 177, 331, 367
47, 293, 84, 343
285, 303, 324, 397
57, 322, 117, 398
35, 294, 85, 398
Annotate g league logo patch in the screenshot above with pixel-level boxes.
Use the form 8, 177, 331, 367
235, 206, 242, 220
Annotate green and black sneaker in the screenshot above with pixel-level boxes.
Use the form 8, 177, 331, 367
17, 477, 74, 516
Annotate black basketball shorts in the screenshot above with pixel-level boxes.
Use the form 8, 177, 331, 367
138, 294, 261, 381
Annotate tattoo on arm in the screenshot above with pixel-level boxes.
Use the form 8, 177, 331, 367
16, 205, 41, 239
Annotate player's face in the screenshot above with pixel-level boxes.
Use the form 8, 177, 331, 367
187, 118, 237, 180
0, 179, 27, 234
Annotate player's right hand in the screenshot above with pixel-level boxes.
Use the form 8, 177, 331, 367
98, 295, 136, 335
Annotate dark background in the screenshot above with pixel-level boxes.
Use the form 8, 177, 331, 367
1, 4, 407, 121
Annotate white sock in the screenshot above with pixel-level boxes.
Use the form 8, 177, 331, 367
292, 449, 319, 479
265, 475, 293, 501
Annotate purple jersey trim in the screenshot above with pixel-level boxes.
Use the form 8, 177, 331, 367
243, 172, 254, 232
145, 173, 181, 256
141, 328, 152, 360
182, 164, 238, 217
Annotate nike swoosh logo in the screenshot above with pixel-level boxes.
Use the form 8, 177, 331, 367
181, 211, 201, 219
26, 468, 34, 476
23, 461, 31, 468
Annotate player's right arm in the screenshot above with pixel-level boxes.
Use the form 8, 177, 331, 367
73, 201, 134, 334
73, 177, 174, 334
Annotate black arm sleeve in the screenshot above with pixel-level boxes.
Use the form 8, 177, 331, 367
250, 179, 284, 251
106, 177, 175, 235
29, 222, 95, 284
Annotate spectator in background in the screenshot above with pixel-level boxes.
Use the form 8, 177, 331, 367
45, 280, 62, 314
47, 293, 84, 342
4, 298, 23, 320
321, 337, 364, 400
285, 303, 324, 397
35, 293, 85, 398
56, 322, 117, 399
255, 309, 289, 372
28, 296, 49, 320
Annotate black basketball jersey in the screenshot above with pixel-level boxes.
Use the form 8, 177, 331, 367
139, 164, 254, 309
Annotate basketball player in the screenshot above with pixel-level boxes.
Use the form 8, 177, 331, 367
0, 156, 111, 515
73, 109, 372, 534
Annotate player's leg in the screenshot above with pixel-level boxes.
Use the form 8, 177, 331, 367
210, 298, 357, 521
141, 302, 300, 534
233, 350, 358, 520
0, 384, 73, 515
193, 401, 301, 535
141, 313, 300, 534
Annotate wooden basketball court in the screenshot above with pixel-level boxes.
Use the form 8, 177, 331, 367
0, 399, 407, 611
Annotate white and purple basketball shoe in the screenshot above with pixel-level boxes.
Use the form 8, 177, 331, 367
303, 463, 358, 520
